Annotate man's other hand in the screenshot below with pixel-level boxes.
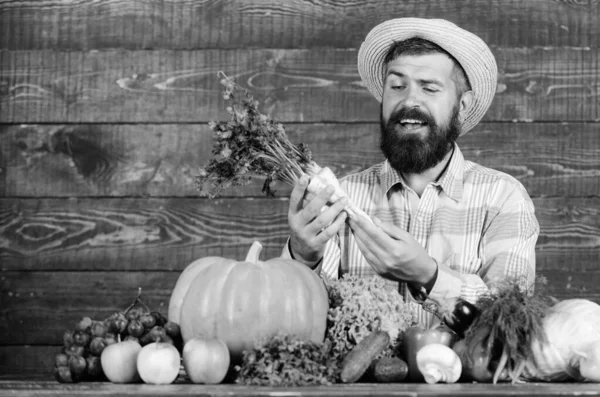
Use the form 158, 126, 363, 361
348, 215, 437, 284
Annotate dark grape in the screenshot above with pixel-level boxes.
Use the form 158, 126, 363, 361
139, 314, 156, 330
149, 326, 167, 340
63, 330, 75, 347
164, 321, 181, 339
127, 320, 144, 338
73, 331, 91, 347
86, 356, 103, 379
65, 344, 85, 357
126, 307, 144, 321
89, 337, 107, 356
104, 332, 118, 346
76, 316, 93, 332
160, 335, 174, 345
55, 353, 69, 367
151, 311, 167, 327
113, 313, 128, 334
139, 332, 153, 346
91, 322, 108, 338
68, 355, 87, 379
139, 326, 165, 345
54, 366, 74, 383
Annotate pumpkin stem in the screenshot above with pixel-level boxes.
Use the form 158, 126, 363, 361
245, 241, 263, 263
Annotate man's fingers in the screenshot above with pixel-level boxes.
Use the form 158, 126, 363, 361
349, 217, 389, 260
351, 213, 383, 238
351, 228, 383, 274
302, 184, 336, 221
306, 195, 348, 235
372, 217, 407, 240
289, 175, 310, 215
315, 210, 347, 244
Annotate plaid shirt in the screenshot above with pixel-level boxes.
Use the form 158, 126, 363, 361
284, 144, 539, 328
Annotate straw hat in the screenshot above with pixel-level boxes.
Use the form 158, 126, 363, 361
358, 18, 497, 134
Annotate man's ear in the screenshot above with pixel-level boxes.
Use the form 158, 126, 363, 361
458, 91, 475, 123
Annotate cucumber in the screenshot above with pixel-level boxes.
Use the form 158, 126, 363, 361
371, 356, 409, 383
340, 331, 390, 383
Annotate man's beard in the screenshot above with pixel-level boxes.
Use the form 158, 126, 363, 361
379, 104, 461, 174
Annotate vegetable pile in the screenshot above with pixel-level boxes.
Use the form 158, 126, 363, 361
455, 277, 600, 384
324, 275, 413, 363
455, 279, 553, 383
233, 275, 415, 385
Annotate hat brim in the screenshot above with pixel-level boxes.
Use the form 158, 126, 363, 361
358, 18, 497, 134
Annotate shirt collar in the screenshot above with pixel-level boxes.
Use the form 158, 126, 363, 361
379, 143, 465, 202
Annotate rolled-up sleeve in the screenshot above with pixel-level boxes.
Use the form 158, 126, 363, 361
423, 184, 539, 313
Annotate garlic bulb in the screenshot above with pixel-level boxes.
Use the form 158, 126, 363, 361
416, 343, 462, 384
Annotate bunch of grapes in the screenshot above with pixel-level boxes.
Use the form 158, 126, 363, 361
54, 288, 183, 383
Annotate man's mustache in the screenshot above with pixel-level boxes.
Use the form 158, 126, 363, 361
388, 107, 436, 127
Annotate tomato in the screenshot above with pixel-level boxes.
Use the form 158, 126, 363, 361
452, 337, 494, 382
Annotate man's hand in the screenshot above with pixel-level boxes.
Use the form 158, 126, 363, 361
348, 214, 437, 285
288, 175, 348, 267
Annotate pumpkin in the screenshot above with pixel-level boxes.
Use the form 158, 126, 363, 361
168, 241, 329, 361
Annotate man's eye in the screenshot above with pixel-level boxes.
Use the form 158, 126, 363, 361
391, 85, 405, 90
424, 87, 439, 93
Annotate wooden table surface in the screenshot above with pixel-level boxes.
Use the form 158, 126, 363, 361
2, 380, 600, 397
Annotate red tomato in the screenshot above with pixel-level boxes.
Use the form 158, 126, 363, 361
452, 337, 494, 382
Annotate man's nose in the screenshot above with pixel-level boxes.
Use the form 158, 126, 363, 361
402, 85, 421, 107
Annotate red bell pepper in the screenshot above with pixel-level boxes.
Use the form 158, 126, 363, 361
401, 325, 456, 382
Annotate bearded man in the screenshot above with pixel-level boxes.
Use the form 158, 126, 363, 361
284, 18, 539, 328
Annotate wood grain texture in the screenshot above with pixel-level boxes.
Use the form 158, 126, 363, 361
1, 265, 600, 345
0, 346, 56, 378
1, 48, 599, 123
1, 197, 599, 272
1, 0, 599, 50
1, 271, 178, 344
2, 122, 600, 198
0, 123, 378, 198
0, 198, 291, 272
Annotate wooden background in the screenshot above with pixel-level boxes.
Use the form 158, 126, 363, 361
1, 0, 600, 378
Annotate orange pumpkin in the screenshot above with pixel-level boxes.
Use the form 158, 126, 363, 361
168, 241, 329, 361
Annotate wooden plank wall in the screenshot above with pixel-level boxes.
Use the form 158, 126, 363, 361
1, 0, 599, 377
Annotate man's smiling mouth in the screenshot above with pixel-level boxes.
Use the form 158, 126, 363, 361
399, 118, 428, 130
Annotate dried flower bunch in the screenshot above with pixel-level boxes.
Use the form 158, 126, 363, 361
196, 72, 320, 198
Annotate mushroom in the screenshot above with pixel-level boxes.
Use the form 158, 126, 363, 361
416, 343, 462, 384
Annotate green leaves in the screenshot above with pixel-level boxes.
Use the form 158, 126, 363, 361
196, 72, 314, 198
234, 334, 338, 386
